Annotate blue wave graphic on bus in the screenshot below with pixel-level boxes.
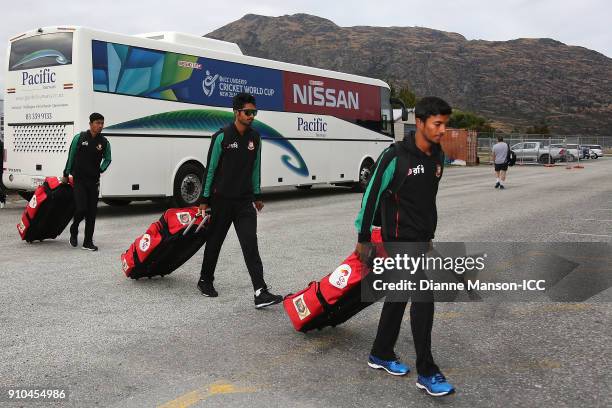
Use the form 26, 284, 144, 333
11, 49, 69, 69
106, 110, 309, 177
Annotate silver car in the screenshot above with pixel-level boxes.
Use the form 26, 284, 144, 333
511, 142, 564, 164
587, 145, 604, 158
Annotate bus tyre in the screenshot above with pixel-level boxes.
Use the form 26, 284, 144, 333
102, 199, 131, 206
173, 163, 204, 208
352, 159, 374, 192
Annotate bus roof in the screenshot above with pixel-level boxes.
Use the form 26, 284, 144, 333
11, 26, 389, 89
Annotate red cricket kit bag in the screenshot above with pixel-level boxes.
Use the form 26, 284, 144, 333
121, 207, 210, 279
17, 177, 76, 243
284, 228, 386, 332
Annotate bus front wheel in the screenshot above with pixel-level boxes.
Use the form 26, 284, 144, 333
173, 163, 204, 208
352, 159, 374, 192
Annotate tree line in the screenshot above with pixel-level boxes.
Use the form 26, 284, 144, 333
389, 83, 549, 134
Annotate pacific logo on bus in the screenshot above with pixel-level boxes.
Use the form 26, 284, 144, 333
297, 117, 328, 132
21, 68, 56, 86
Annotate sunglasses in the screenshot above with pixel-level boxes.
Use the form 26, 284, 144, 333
237, 109, 258, 117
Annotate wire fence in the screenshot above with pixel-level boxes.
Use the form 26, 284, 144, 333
476, 134, 610, 166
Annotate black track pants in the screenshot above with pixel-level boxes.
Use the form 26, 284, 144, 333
70, 181, 99, 245
200, 198, 266, 291
370, 244, 440, 376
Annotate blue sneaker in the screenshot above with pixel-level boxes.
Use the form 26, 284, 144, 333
416, 372, 455, 396
367, 355, 410, 376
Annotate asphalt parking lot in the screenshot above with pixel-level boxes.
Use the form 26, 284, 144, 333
0, 159, 610, 407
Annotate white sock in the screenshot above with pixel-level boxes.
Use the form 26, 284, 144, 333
496, 178, 500, 183
499, 181, 504, 186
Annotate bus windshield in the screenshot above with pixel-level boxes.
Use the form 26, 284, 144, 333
9, 32, 73, 71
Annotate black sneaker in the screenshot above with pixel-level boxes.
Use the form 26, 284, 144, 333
82, 242, 98, 251
70, 234, 78, 248
499, 184, 505, 190
254, 288, 283, 309
197, 280, 218, 297
494, 182, 500, 189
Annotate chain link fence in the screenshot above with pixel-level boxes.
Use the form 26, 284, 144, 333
477, 134, 611, 166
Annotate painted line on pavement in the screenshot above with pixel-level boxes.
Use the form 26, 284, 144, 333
157, 381, 257, 408
559, 232, 611, 238
583, 219, 612, 222
510, 303, 594, 316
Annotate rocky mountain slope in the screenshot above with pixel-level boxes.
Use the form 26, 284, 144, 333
207, 14, 612, 135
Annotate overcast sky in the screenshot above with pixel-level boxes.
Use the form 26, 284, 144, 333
1, 0, 610, 90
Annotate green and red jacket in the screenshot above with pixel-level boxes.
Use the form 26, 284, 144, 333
355, 135, 444, 243
201, 124, 261, 204
63, 131, 111, 182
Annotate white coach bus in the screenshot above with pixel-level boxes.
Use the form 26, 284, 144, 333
3, 27, 405, 206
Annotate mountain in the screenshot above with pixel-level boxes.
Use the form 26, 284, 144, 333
206, 13, 612, 135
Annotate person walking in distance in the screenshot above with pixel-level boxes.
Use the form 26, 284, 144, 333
62, 113, 111, 251
492, 136, 509, 189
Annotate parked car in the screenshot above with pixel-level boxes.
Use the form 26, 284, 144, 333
551, 143, 580, 162
510, 142, 565, 164
580, 146, 593, 159
586, 145, 603, 158
566, 144, 582, 161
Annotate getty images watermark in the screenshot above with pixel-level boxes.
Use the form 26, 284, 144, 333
371, 252, 545, 293
359, 242, 612, 303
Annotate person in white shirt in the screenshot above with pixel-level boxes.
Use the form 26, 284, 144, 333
492, 136, 509, 189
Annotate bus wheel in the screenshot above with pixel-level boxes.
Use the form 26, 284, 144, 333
173, 163, 203, 207
18, 191, 33, 201
102, 199, 131, 206
352, 159, 374, 192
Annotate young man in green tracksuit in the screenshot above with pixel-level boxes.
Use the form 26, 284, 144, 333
197, 93, 282, 309
355, 97, 455, 397
62, 112, 111, 251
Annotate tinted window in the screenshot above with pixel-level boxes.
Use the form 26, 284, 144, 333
9, 33, 73, 71
380, 87, 392, 135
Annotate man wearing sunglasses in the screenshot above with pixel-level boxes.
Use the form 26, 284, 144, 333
197, 92, 282, 309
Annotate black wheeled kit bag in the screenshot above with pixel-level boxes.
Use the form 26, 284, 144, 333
17, 177, 76, 243
121, 207, 210, 279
